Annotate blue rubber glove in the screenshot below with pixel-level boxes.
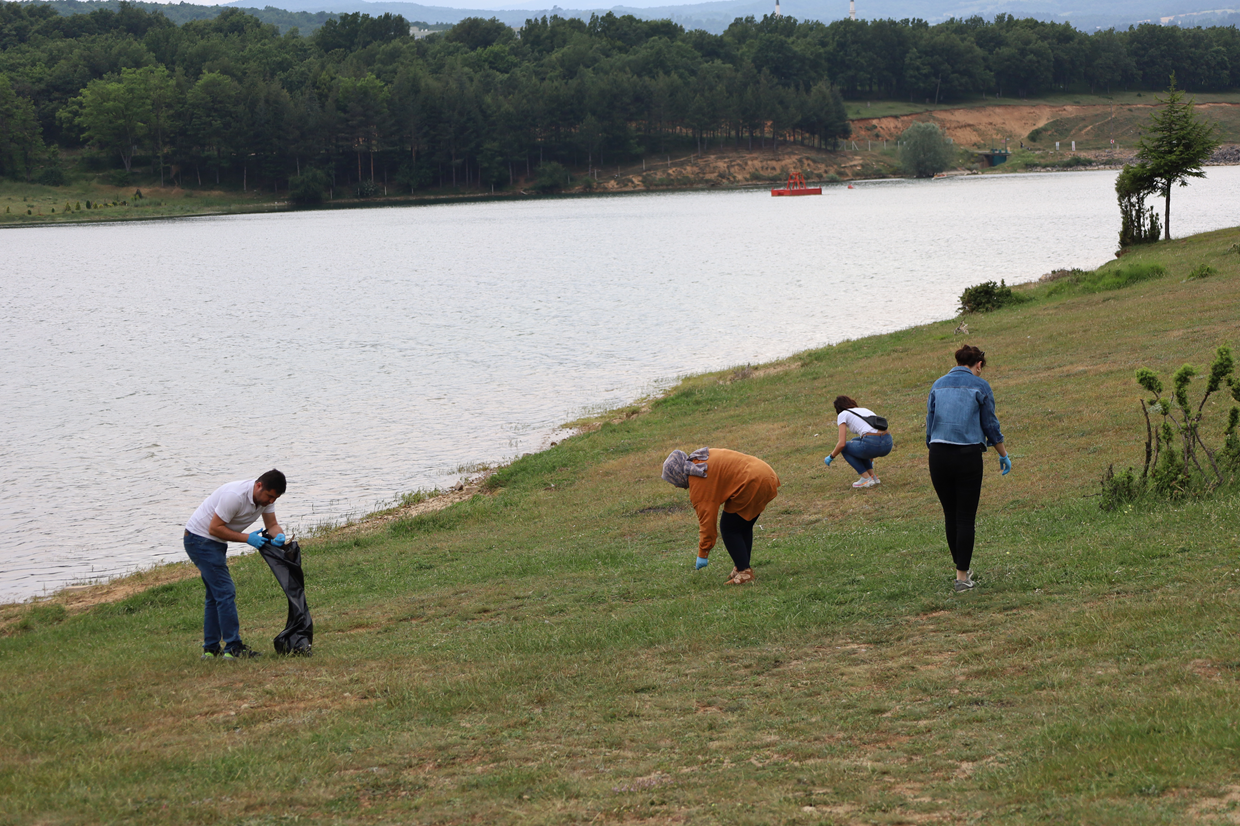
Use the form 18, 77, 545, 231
246, 531, 266, 549
272, 533, 286, 547
695, 556, 709, 570
999, 455, 1012, 475
824, 455, 834, 466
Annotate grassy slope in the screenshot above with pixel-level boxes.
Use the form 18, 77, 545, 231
3, 228, 1240, 825
0, 179, 283, 226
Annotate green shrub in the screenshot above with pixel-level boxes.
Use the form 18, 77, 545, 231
34, 166, 66, 186
534, 161, 571, 192
1060, 155, 1095, 168
289, 168, 329, 205
899, 121, 953, 178
958, 279, 1022, 313
1101, 345, 1240, 509
1187, 264, 1216, 280
1099, 464, 1143, 511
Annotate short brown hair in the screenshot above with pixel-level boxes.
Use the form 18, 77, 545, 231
955, 345, 986, 368
833, 395, 859, 415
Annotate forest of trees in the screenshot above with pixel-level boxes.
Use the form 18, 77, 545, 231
2, 0, 1239, 195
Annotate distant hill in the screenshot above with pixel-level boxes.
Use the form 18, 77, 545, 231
220, 0, 1240, 32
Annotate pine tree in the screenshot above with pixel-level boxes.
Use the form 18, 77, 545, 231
1135, 73, 1221, 240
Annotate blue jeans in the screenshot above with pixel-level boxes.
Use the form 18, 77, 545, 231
183, 532, 242, 652
840, 433, 893, 475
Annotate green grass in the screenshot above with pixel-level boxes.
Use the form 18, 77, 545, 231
4, 226, 1240, 825
0, 178, 282, 226
1019, 98, 1240, 151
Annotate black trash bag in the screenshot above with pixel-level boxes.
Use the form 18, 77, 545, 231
258, 532, 313, 656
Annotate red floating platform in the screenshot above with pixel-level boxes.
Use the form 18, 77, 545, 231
771, 172, 822, 196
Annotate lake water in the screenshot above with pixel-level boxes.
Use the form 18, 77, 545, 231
4, 167, 1239, 603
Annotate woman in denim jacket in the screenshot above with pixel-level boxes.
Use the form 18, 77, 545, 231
925, 345, 1012, 592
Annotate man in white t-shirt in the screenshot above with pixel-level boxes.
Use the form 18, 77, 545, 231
183, 469, 287, 659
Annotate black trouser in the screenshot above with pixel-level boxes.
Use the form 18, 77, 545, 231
719, 510, 759, 571
928, 443, 984, 573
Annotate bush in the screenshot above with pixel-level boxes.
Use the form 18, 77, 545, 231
1117, 163, 1161, 247
1099, 464, 1143, 511
534, 161, 571, 192
958, 279, 1022, 313
1188, 264, 1216, 280
1100, 345, 1240, 509
34, 166, 66, 186
899, 121, 954, 178
1064, 155, 1095, 167
395, 159, 433, 192
107, 170, 132, 187
288, 168, 329, 205
356, 179, 378, 198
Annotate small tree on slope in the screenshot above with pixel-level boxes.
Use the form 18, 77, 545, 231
1135, 73, 1221, 240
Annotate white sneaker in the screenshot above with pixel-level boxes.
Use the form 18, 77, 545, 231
852, 477, 878, 488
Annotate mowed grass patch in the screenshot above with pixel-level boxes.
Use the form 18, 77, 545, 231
3, 229, 1240, 824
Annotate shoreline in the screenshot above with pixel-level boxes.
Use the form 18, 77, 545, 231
0, 404, 654, 618
5, 154, 1237, 231
0, 257, 1035, 617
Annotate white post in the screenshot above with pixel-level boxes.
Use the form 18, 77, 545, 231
1055, 141, 1059, 150
1071, 140, 1076, 151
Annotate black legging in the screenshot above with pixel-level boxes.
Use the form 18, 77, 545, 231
928, 443, 984, 573
719, 510, 759, 571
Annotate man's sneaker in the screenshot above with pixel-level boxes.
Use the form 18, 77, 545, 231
953, 577, 975, 592
852, 477, 878, 488
201, 647, 222, 660
222, 644, 263, 660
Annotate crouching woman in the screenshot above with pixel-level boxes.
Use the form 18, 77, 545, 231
661, 447, 780, 585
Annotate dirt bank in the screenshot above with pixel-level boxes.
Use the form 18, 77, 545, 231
853, 101, 1240, 149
